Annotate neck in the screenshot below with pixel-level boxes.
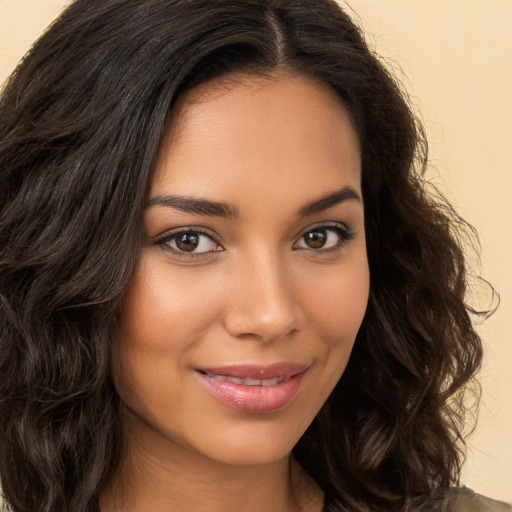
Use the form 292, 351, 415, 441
99, 412, 323, 512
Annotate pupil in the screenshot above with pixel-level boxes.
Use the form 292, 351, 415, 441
176, 233, 199, 252
306, 230, 326, 248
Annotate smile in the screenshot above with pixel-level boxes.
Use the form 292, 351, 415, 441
197, 362, 308, 413
205, 374, 289, 386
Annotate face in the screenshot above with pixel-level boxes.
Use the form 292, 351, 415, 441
112, 72, 369, 467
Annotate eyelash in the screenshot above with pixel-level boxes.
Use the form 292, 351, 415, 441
154, 227, 222, 257
294, 223, 354, 254
154, 223, 354, 257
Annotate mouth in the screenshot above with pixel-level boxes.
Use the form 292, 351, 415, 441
197, 362, 308, 380
196, 362, 308, 414
203, 374, 290, 386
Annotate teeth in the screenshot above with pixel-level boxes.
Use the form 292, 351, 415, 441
207, 374, 287, 386
260, 377, 281, 386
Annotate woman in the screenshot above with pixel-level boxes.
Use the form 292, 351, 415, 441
0, 1, 509, 511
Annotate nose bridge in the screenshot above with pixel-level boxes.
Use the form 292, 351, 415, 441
223, 247, 302, 342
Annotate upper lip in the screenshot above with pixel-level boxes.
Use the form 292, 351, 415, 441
197, 362, 309, 379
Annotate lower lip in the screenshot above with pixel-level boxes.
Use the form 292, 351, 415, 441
198, 372, 305, 413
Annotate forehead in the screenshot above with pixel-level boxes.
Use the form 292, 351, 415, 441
152, 71, 361, 201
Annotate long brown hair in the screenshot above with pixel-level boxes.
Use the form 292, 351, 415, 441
0, 1, 485, 511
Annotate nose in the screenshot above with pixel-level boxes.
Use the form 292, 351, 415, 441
223, 252, 305, 343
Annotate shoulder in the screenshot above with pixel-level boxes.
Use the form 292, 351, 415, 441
448, 487, 512, 512
322, 488, 511, 512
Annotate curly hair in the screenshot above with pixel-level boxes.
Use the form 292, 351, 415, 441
0, 1, 484, 511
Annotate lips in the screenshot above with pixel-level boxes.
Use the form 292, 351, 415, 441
196, 362, 308, 413
206, 374, 288, 386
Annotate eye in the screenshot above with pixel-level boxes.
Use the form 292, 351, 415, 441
155, 229, 222, 255
294, 224, 353, 251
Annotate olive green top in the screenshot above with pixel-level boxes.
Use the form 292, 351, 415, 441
449, 487, 512, 512
321, 488, 512, 511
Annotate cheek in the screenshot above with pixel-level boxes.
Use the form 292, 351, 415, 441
115, 256, 221, 358
291, 253, 369, 422
298, 256, 369, 401
303, 255, 370, 348
110, 256, 218, 408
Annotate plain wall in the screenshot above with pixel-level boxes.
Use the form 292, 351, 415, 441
1, 0, 511, 502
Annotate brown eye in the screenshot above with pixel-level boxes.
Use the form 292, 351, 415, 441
175, 233, 200, 252
156, 229, 221, 255
304, 230, 328, 249
295, 224, 353, 252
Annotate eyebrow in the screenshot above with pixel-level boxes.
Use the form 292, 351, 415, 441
147, 194, 240, 218
297, 186, 362, 216
146, 186, 361, 218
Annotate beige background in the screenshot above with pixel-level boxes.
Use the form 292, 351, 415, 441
1, 0, 511, 502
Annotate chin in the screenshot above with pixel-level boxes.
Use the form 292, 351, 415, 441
169, 409, 313, 468
200, 435, 298, 467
